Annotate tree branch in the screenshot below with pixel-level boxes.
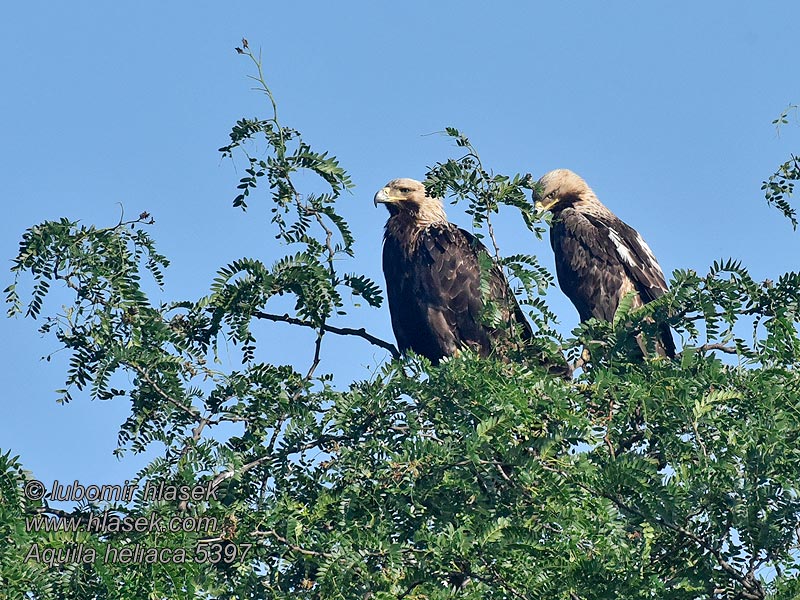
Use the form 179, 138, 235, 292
397, 579, 427, 599
305, 329, 324, 380
595, 488, 763, 598
124, 362, 200, 421
254, 310, 400, 358
697, 343, 738, 354
254, 528, 333, 558
474, 564, 531, 600
210, 452, 274, 491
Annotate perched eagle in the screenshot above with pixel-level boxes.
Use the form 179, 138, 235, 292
374, 178, 535, 365
535, 169, 675, 357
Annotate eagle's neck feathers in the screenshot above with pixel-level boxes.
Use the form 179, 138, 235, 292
567, 189, 615, 220
561, 190, 665, 279
384, 201, 448, 255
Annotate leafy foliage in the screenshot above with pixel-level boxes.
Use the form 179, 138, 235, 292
4, 45, 800, 600
0, 451, 54, 598
762, 105, 799, 229
425, 127, 543, 240
762, 154, 799, 230
425, 128, 564, 351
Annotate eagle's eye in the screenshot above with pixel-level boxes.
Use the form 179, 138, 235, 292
399, 187, 411, 193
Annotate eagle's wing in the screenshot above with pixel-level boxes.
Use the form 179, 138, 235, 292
418, 225, 495, 356
383, 234, 440, 359
551, 209, 635, 322
591, 214, 676, 357
382, 224, 489, 361
590, 214, 669, 304
382, 224, 532, 362
552, 209, 675, 356
459, 229, 534, 343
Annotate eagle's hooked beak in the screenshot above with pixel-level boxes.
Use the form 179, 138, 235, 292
374, 187, 396, 207
534, 189, 559, 213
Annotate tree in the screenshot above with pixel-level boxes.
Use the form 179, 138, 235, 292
2, 43, 800, 599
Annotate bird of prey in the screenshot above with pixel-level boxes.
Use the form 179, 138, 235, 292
374, 178, 537, 365
534, 169, 675, 357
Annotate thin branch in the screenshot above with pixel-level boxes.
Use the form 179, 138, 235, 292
254, 310, 400, 358
535, 457, 764, 599
254, 529, 333, 558
305, 330, 324, 380
397, 580, 427, 599
486, 215, 502, 262
210, 452, 273, 491
191, 418, 209, 442
176, 417, 212, 492
33, 505, 91, 527
125, 362, 200, 421
603, 397, 617, 459
266, 417, 286, 455
570, 354, 588, 373
594, 488, 762, 597
697, 343, 738, 354
208, 426, 373, 497
175, 416, 213, 511
207, 428, 346, 493
207, 413, 248, 425
475, 564, 531, 600
309, 206, 337, 274
243, 45, 282, 147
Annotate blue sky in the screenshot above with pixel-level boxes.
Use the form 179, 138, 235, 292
1, 2, 798, 491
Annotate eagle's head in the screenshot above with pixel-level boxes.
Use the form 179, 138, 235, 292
374, 178, 447, 225
534, 169, 596, 213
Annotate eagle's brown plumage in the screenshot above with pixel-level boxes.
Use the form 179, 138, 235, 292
535, 169, 675, 357
374, 178, 534, 364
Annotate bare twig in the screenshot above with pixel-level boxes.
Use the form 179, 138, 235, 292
254, 310, 400, 358
254, 529, 333, 558
125, 362, 199, 421
305, 330, 324, 380
397, 580, 427, 599
697, 343, 738, 354
210, 452, 273, 491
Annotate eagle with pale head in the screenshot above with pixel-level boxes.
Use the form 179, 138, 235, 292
535, 169, 675, 357
375, 178, 560, 368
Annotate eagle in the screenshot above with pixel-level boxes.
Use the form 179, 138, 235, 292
374, 178, 539, 365
534, 169, 675, 358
